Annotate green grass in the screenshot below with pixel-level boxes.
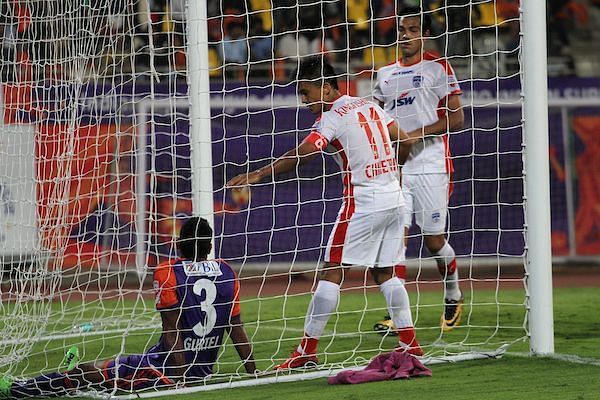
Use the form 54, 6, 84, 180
3, 286, 600, 399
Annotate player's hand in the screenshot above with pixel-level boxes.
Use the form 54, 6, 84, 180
227, 170, 263, 188
405, 129, 423, 145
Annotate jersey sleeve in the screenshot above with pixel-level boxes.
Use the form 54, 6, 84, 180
433, 59, 462, 100
153, 260, 180, 311
378, 105, 395, 127
303, 113, 339, 151
372, 72, 385, 103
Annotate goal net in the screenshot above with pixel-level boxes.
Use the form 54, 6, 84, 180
0, 0, 534, 396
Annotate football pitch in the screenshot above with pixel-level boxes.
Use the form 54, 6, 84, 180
7, 284, 600, 399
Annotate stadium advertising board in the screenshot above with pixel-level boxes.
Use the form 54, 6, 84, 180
0, 77, 598, 266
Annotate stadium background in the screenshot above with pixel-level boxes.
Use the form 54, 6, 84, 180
0, 1, 599, 267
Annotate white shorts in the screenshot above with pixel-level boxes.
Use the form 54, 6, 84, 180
403, 173, 451, 235
324, 206, 405, 268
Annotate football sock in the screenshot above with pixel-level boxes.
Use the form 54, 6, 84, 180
398, 327, 419, 348
299, 280, 340, 355
380, 277, 414, 332
432, 241, 461, 301
394, 264, 406, 283
9, 373, 79, 399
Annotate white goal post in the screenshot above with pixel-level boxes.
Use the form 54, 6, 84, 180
521, 0, 554, 355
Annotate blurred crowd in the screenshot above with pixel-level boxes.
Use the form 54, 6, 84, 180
0, 0, 598, 84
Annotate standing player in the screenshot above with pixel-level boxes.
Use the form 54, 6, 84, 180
372, 7, 465, 333
0, 217, 256, 398
228, 56, 423, 370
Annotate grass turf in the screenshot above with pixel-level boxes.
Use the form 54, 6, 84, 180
3, 286, 599, 399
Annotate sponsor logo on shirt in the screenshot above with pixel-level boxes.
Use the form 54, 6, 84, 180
390, 92, 415, 111
412, 75, 423, 88
448, 74, 458, 87
391, 70, 414, 76
183, 261, 223, 277
153, 280, 161, 305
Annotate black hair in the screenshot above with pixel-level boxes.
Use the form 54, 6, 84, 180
178, 217, 213, 260
294, 55, 339, 90
398, 6, 432, 35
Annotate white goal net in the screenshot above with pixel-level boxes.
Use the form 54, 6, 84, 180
0, 0, 535, 396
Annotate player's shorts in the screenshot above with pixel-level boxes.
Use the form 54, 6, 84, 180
102, 353, 174, 391
402, 173, 451, 235
324, 206, 405, 268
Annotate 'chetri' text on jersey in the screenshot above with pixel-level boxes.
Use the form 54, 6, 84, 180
365, 157, 398, 179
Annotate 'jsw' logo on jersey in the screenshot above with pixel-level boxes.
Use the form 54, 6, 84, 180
390, 92, 415, 111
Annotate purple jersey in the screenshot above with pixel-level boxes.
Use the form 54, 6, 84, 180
150, 258, 240, 379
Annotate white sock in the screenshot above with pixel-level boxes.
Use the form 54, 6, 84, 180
303, 280, 340, 340
379, 277, 413, 329
432, 241, 461, 301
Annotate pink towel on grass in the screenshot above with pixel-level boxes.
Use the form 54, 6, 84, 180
328, 351, 432, 385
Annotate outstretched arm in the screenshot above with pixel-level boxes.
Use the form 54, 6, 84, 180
228, 314, 257, 374
406, 94, 464, 139
161, 309, 187, 381
227, 140, 321, 188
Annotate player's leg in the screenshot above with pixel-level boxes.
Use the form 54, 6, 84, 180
374, 177, 414, 333
417, 173, 463, 330
274, 262, 347, 370
275, 210, 378, 370
3, 348, 107, 399
102, 354, 174, 392
370, 207, 423, 356
395, 177, 414, 283
424, 233, 463, 330
3, 352, 175, 399
300, 264, 345, 356
373, 227, 409, 334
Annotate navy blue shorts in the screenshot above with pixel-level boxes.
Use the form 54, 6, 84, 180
102, 353, 173, 391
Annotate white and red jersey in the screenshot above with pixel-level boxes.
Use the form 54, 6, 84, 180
305, 95, 403, 213
373, 52, 462, 175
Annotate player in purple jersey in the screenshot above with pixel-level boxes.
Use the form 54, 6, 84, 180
0, 218, 256, 398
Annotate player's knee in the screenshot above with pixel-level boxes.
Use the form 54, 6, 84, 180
371, 267, 393, 285
319, 263, 345, 284
424, 234, 446, 253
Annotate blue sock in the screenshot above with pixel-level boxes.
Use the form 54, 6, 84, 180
11, 372, 79, 399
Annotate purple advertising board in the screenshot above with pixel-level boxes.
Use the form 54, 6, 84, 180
5, 76, 598, 266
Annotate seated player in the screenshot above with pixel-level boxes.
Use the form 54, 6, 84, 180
0, 217, 256, 398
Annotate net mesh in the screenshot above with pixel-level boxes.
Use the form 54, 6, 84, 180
0, 0, 527, 395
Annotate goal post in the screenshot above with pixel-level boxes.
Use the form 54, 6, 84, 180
187, 0, 214, 230
521, 0, 554, 355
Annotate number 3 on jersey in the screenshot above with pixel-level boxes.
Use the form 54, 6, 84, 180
357, 107, 392, 160
192, 279, 217, 337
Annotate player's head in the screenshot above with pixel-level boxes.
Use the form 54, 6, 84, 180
294, 55, 339, 115
178, 217, 213, 260
398, 7, 431, 59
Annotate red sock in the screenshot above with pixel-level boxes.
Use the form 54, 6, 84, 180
438, 258, 457, 276
447, 259, 457, 274
394, 264, 406, 280
398, 327, 418, 347
298, 334, 319, 355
